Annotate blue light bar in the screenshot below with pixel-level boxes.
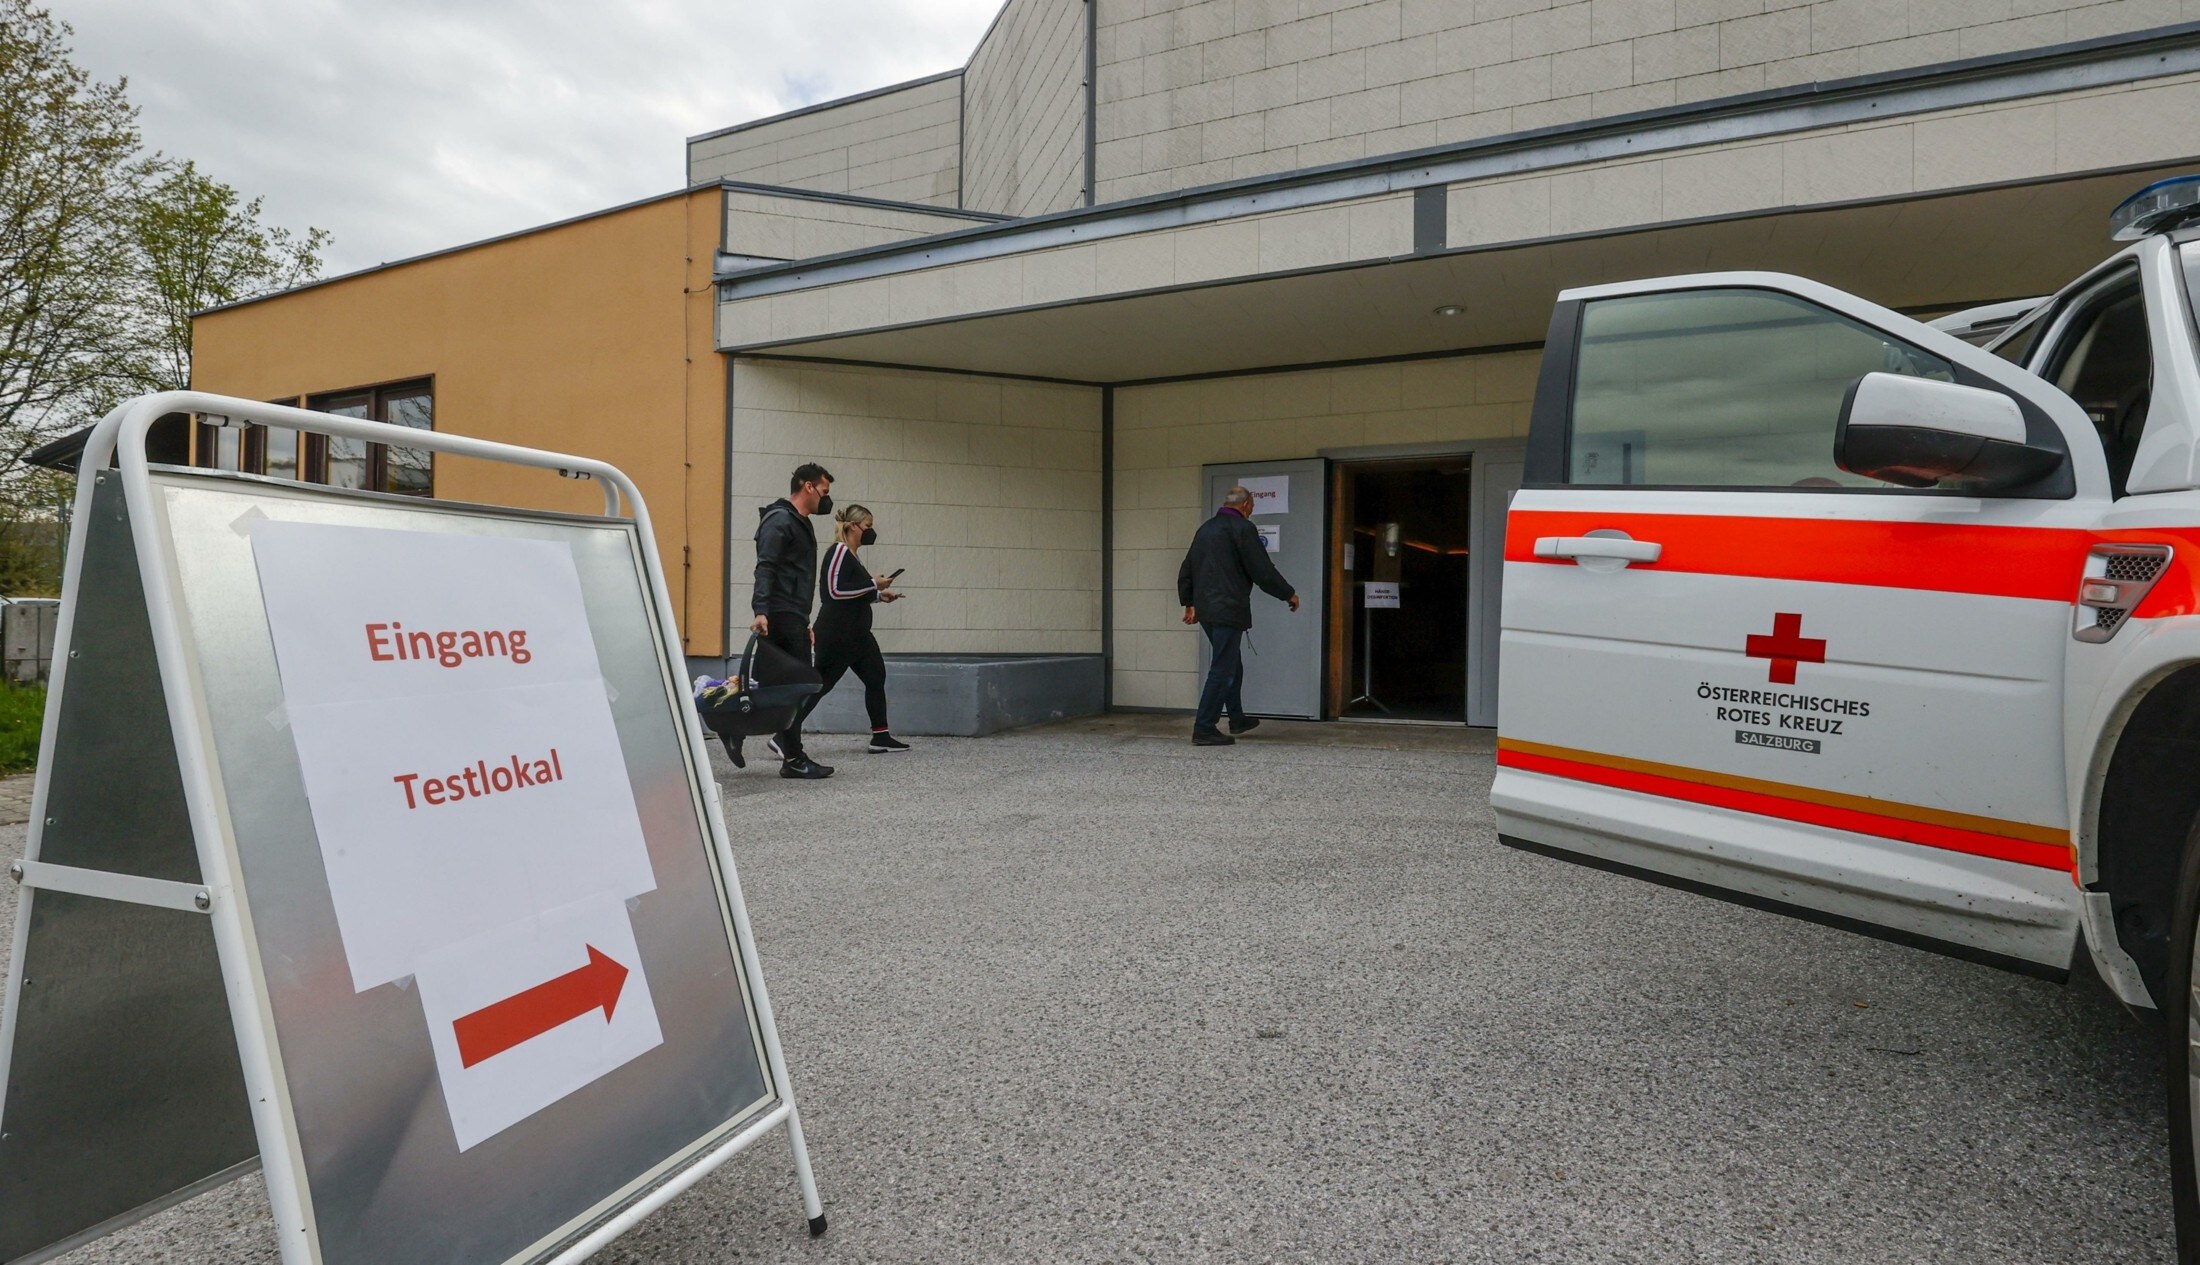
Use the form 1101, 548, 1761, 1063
2111, 175, 2200, 240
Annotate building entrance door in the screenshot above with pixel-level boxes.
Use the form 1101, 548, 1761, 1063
1334, 459, 1473, 722
1198, 460, 1324, 720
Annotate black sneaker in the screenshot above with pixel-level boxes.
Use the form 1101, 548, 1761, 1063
780, 756, 834, 779
1229, 717, 1261, 736
869, 732, 911, 753
1192, 731, 1235, 746
723, 735, 746, 768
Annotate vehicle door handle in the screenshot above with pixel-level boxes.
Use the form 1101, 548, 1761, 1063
1534, 536, 1662, 564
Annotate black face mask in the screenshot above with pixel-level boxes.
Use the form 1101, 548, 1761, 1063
811, 492, 833, 516
859, 527, 878, 546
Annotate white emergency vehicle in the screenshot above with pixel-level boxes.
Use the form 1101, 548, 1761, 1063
1494, 174, 2200, 1248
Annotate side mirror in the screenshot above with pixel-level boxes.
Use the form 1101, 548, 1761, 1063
1836, 372, 2065, 491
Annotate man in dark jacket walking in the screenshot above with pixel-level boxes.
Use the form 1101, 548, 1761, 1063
752, 462, 834, 779
1178, 485, 1299, 746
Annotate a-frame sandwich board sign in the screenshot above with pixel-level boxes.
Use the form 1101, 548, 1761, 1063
0, 393, 826, 1265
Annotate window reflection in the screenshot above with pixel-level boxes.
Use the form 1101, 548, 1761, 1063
383, 391, 433, 497
1570, 289, 1955, 489
263, 427, 299, 482
319, 395, 372, 490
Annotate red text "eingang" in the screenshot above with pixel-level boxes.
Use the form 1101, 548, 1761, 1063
366, 622, 533, 668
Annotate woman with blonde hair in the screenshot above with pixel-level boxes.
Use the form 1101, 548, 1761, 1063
800, 502, 910, 752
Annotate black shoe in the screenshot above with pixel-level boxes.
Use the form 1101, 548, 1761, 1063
780, 756, 834, 779
723, 735, 746, 769
869, 731, 911, 753
1229, 717, 1261, 735
1192, 731, 1235, 746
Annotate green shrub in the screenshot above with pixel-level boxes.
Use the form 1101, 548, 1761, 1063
0, 684, 46, 772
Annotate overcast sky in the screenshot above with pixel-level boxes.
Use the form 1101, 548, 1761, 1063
57, 0, 1003, 275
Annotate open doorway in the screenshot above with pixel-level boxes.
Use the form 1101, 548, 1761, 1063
1330, 458, 1472, 722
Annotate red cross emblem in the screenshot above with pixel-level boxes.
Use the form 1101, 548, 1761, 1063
1745, 612, 1826, 684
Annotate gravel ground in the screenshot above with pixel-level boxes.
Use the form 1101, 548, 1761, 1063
12, 717, 2173, 1263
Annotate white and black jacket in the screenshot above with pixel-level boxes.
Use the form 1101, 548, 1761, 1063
815, 541, 880, 637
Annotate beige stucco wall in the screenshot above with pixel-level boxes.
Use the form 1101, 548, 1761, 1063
688, 75, 964, 207
1093, 0, 2191, 201
1111, 351, 1539, 709
723, 188, 998, 262
963, 0, 1091, 217
728, 361, 1103, 653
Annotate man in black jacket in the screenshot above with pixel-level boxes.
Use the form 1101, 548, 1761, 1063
1178, 485, 1299, 746
752, 462, 834, 779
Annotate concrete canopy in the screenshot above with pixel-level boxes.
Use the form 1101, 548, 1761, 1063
728, 167, 2175, 385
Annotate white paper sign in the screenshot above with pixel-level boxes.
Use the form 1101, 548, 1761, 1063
252, 522, 662, 1149
1236, 475, 1289, 516
1257, 524, 1281, 554
1365, 581, 1401, 609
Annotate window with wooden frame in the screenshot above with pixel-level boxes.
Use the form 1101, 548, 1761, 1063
306, 380, 434, 497
196, 381, 434, 497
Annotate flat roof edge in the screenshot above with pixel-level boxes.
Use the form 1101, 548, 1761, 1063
719, 180, 1011, 222
686, 68, 964, 148
713, 20, 2200, 300
194, 177, 1016, 321
191, 183, 716, 319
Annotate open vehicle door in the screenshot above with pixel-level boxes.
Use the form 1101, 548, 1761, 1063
1492, 273, 2114, 975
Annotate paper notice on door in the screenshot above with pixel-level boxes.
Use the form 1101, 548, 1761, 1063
1236, 475, 1289, 515
1365, 581, 1401, 609
1257, 524, 1281, 553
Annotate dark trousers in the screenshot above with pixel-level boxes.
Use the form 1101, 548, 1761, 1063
1194, 623, 1247, 735
802, 629, 889, 731
764, 611, 810, 760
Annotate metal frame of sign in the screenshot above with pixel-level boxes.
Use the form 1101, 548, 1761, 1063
0, 392, 824, 1264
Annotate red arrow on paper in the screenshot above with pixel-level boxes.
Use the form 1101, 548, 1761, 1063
453, 945, 629, 1069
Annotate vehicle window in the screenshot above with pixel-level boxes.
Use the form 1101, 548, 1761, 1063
1569, 288, 1955, 488
2041, 268, 2149, 498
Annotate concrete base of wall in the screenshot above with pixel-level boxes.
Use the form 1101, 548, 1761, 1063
684, 652, 1104, 737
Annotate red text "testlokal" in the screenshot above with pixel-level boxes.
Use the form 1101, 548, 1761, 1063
392, 749, 564, 809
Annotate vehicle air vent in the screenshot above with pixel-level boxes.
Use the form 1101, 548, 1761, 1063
2075, 543, 2173, 643
2105, 552, 2168, 583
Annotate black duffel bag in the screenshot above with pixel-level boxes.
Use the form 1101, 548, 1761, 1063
696, 632, 822, 754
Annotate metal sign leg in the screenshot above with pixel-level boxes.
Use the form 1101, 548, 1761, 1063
1348, 603, 1389, 714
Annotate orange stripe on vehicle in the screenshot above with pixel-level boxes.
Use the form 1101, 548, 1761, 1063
1503, 509, 2200, 618
1495, 738, 2074, 872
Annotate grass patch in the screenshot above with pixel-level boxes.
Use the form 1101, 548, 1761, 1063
0, 684, 45, 773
